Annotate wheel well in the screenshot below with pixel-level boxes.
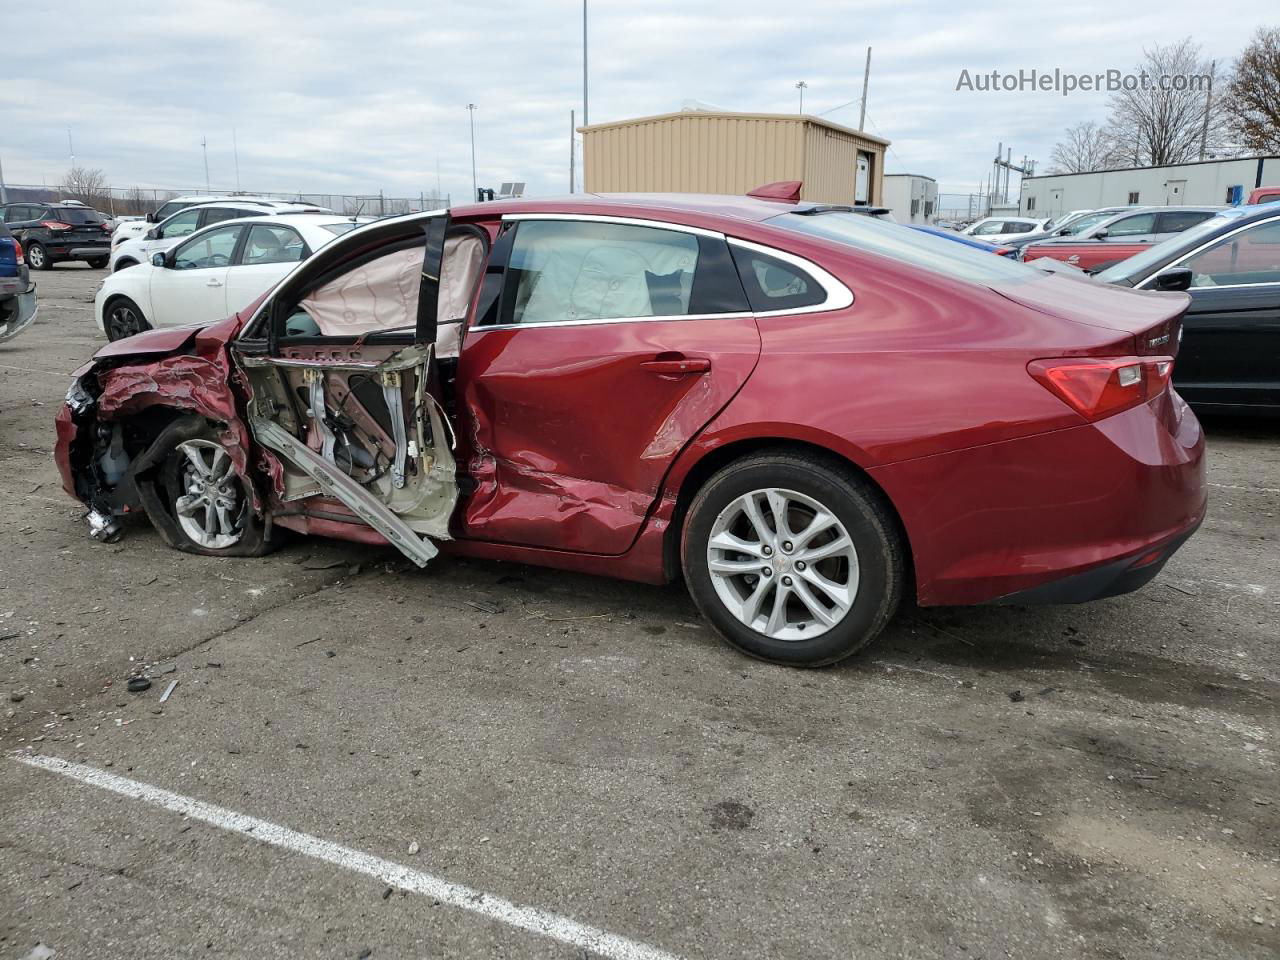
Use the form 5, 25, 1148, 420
113, 258, 138, 271
663, 437, 914, 588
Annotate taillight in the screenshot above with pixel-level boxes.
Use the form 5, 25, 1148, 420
1028, 356, 1174, 421
40, 220, 73, 231
101, 222, 112, 232
14, 241, 24, 265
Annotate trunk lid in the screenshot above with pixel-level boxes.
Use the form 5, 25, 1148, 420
993, 273, 1188, 356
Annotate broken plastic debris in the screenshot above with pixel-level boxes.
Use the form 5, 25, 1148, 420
159, 680, 178, 703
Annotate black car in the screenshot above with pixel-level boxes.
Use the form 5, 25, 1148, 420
0, 220, 37, 343
1096, 203, 1280, 413
0, 201, 112, 269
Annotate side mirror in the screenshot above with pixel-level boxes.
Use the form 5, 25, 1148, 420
1094, 229, 1109, 240
151, 252, 168, 268
145, 228, 159, 241
1151, 267, 1192, 292
146, 213, 156, 223
1056, 227, 1070, 235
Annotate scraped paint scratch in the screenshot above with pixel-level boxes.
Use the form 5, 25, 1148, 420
14, 754, 685, 960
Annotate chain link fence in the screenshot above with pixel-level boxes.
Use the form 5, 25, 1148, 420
0, 183, 450, 218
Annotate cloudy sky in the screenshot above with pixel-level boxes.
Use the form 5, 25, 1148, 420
3, 0, 1268, 205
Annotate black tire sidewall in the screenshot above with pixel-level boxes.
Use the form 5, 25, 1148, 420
105, 297, 149, 342
156, 428, 268, 557
88, 257, 108, 269
683, 456, 900, 666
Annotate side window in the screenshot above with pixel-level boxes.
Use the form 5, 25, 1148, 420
972, 221, 1004, 236
1106, 214, 1156, 237
1158, 211, 1212, 233
500, 220, 703, 325
173, 224, 245, 270
729, 244, 826, 312
201, 207, 247, 227
157, 209, 203, 240
242, 224, 307, 265
1002, 221, 1034, 234
1183, 220, 1280, 287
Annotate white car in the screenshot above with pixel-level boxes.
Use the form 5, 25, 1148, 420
110, 194, 278, 247
95, 214, 368, 341
960, 216, 1046, 245
109, 199, 334, 272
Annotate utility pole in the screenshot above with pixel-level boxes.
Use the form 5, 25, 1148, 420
570, 109, 576, 193
991, 144, 1034, 207
201, 136, 210, 192
1199, 60, 1216, 160
0, 154, 7, 204
582, 0, 589, 127
67, 129, 75, 167
466, 104, 478, 200
795, 80, 808, 114
232, 128, 241, 191
858, 47, 872, 130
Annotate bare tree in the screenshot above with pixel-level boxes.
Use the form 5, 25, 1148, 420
59, 166, 109, 207
1225, 26, 1280, 153
1049, 121, 1117, 174
1104, 38, 1227, 166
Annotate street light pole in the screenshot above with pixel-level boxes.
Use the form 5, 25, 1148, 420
795, 80, 807, 114
201, 136, 210, 192
466, 104, 477, 200
582, 0, 589, 127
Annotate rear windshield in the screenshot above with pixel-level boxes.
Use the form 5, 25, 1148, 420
769, 211, 1035, 285
321, 222, 363, 236
50, 207, 105, 224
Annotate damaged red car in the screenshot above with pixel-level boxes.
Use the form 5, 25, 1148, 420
54, 188, 1207, 666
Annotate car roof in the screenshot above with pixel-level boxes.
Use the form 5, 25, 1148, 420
198, 213, 368, 228
183, 199, 333, 213
448, 192, 834, 225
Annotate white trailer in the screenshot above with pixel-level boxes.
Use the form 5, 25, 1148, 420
1020, 156, 1280, 220
883, 174, 938, 224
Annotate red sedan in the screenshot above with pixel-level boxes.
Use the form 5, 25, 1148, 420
55, 188, 1206, 666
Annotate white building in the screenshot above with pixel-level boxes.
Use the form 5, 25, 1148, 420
1019, 156, 1280, 219
883, 174, 938, 224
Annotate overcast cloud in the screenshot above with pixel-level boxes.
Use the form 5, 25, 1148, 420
2, 0, 1266, 203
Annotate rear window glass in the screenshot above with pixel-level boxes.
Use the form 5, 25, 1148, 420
50, 207, 105, 224
769, 211, 1035, 285
322, 223, 363, 236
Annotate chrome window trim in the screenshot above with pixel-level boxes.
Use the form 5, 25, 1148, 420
727, 237, 854, 315
467, 311, 756, 334
1136, 214, 1280, 290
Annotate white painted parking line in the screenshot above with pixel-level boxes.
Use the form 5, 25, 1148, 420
16, 754, 685, 960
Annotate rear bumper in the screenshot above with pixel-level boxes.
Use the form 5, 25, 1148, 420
42, 242, 110, 260
871, 390, 1207, 606
0, 285, 38, 343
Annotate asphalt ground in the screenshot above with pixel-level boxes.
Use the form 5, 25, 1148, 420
1, 265, 1277, 959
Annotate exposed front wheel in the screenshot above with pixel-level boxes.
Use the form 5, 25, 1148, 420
682, 451, 904, 666
104, 296, 151, 341
136, 420, 274, 557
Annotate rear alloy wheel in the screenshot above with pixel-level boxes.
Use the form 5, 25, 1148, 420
104, 297, 151, 341
26, 242, 51, 270
683, 451, 904, 666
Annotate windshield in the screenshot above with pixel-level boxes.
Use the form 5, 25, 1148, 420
1094, 210, 1246, 283
51, 207, 105, 225
770, 211, 1035, 285
1061, 211, 1114, 235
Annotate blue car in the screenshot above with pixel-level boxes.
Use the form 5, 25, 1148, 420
1, 219, 38, 343
908, 223, 1015, 254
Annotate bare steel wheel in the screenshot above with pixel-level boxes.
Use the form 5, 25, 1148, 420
707, 488, 858, 641
683, 450, 904, 666
173, 439, 247, 549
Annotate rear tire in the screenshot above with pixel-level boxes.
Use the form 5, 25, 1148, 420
682, 450, 904, 666
87, 257, 108, 269
27, 242, 51, 270
104, 296, 151, 341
